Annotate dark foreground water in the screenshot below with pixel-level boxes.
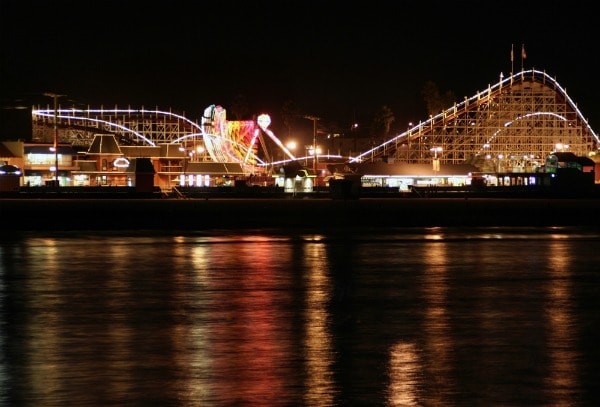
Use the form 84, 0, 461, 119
1, 226, 599, 406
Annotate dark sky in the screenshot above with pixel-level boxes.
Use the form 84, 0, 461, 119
1, 0, 598, 141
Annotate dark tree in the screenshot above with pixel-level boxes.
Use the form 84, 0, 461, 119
421, 81, 456, 116
371, 105, 395, 142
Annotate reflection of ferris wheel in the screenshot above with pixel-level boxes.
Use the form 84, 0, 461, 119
31, 104, 296, 166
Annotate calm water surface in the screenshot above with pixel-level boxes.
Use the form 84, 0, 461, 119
1, 226, 599, 406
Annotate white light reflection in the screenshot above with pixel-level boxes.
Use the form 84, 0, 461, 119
423, 227, 444, 241
421, 241, 454, 405
387, 342, 420, 406
172, 236, 211, 403
544, 239, 578, 404
387, 240, 454, 405
303, 239, 335, 406
25, 238, 63, 400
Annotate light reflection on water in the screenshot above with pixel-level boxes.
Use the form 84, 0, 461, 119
1, 227, 599, 406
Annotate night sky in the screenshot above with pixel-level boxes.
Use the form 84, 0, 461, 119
1, 0, 598, 143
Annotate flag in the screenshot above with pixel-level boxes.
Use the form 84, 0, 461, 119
510, 44, 514, 62
521, 44, 527, 59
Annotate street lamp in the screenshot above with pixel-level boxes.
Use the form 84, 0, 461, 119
43, 92, 64, 186
285, 141, 297, 152
303, 115, 320, 175
285, 141, 297, 163
430, 146, 442, 172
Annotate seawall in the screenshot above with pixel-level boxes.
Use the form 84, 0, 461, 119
2, 197, 600, 231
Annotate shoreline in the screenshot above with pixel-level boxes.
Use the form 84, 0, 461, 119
2, 197, 600, 231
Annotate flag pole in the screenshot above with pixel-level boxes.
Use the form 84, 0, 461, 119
510, 43, 514, 75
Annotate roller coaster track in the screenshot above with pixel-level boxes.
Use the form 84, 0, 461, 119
353, 69, 599, 171
31, 105, 271, 166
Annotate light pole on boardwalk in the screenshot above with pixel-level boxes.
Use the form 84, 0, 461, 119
303, 115, 320, 182
431, 146, 442, 172
43, 92, 64, 186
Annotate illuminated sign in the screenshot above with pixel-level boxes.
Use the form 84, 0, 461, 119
113, 157, 130, 168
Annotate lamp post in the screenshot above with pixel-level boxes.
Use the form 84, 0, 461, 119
303, 115, 320, 175
43, 92, 64, 186
430, 146, 442, 172
285, 141, 297, 163
406, 122, 413, 162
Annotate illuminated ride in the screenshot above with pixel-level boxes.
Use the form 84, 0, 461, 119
352, 69, 599, 171
31, 104, 297, 173
192, 105, 296, 165
31, 69, 600, 176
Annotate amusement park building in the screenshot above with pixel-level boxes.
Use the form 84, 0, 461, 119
1, 69, 600, 191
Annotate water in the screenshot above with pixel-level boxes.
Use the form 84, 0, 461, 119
1, 226, 599, 406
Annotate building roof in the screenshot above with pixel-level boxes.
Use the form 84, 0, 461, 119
159, 144, 186, 158
87, 134, 122, 155
0, 164, 21, 174
551, 152, 595, 167
355, 162, 480, 177
0, 141, 23, 158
